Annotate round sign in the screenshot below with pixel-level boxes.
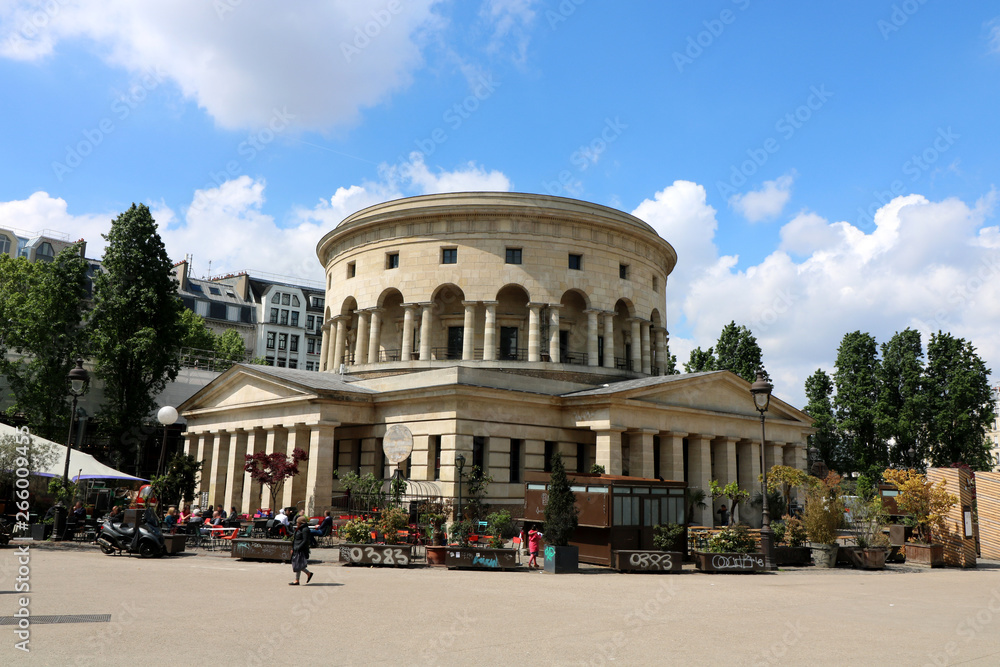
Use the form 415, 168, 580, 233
383, 425, 413, 464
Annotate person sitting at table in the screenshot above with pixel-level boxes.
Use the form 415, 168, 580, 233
275, 508, 289, 529
162, 507, 178, 533
310, 511, 333, 538
178, 505, 191, 523
107, 505, 123, 524
209, 510, 223, 526
219, 507, 227, 520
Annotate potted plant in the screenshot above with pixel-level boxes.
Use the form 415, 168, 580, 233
803, 472, 844, 568
542, 452, 579, 573
709, 480, 750, 527
444, 514, 519, 570
420, 503, 448, 566
693, 524, 765, 573
772, 515, 811, 566
338, 515, 412, 567
882, 468, 957, 568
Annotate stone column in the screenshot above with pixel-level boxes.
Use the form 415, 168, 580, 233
632, 429, 657, 479
603, 311, 615, 368
528, 303, 542, 362
224, 429, 247, 514
462, 301, 476, 360
283, 425, 307, 509
354, 310, 370, 365
630, 318, 642, 372
483, 301, 497, 361
241, 428, 265, 515
662, 431, 687, 481
687, 435, 713, 526
548, 304, 561, 363
765, 442, 783, 472
737, 439, 761, 527
367, 308, 382, 363
209, 430, 230, 509
594, 427, 626, 476
304, 422, 338, 516
196, 433, 213, 503
419, 303, 432, 361
586, 309, 600, 366
319, 321, 330, 371
655, 327, 668, 375
183, 432, 196, 458
331, 316, 346, 370
712, 437, 738, 525
401, 304, 416, 361
640, 321, 652, 374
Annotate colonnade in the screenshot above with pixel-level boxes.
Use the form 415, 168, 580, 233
319, 302, 669, 374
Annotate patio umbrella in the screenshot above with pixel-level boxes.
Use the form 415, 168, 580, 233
0, 423, 146, 482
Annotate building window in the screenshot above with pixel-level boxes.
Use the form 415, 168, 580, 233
568, 254, 582, 270
307, 338, 316, 354
432, 436, 441, 480
189, 283, 204, 293
291, 311, 299, 327
288, 359, 297, 369
292, 295, 300, 307
510, 439, 522, 484
441, 248, 457, 264
282, 293, 290, 306
386, 253, 399, 269
307, 315, 315, 331
311, 295, 325, 309
264, 356, 274, 366
473, 436, 487, 473
347, 262, 356, 278
241, 306, 252, 324
278, 333, 287, 350
576, 443, 586, 474
290, 335, 299, 352
277, 358, 286, 368
209, 302, 226, 320
266, 332, 276, 349
505, 248, 522, 265
280, 310, 289, 325
270, 308, 278, 324
0, 235, 10, 255
619, 263, 629, 280
306, 361, 314, 371
208, 286, 221, 295
544, 441, 556, 472
652, 276, 659, 292
35, 242, 55, 261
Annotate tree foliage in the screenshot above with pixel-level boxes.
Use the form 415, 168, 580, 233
803, 368, 845, 473
922, 332, 995, 470
834, 331, 886, 474
149, 453, 202, 513
882, 468, 958, 543
709, 479, 750, 527
0, 244, 90, 440
684, 346, 716, 373
244, 447, 308, 509
215, 329, 247, 364
0, 431, 57, 493
178, 308, 215, 352
714, 321, 764, 382
876, 329, 926, 467
543, 452, 578, 546
89, 204, 184, 464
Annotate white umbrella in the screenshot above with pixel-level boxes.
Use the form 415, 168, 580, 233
0, 423, 146, 482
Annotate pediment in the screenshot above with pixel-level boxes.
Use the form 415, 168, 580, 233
181, 368, 314, 411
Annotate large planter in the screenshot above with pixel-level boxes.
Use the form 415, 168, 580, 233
445, 547, 518, 570
340, 544, 413, 567
845, 547, 886, 570
425, 546, 447, 566
774, 546, 812, 566
162, 534, 187, 555
810, 543, 839, 568
31, 524, 51, 541
614, 550, 682, 573
905, 543, 945, 568
230, 538, 292, 562
693, 551, 765, 573
543, 545, 579, 574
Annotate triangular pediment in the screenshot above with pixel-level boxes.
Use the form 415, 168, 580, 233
180, 367, 315, 412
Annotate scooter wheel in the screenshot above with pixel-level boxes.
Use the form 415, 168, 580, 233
99, 541, 115, 555
138, 541, 157, 558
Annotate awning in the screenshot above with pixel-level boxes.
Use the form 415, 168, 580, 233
0, 423, 147, 483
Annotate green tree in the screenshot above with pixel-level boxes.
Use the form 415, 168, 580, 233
922, 332, 995, 470
662, 345, 679, 374
0, 244, 90, 440
215, 329, 247, 365
834, 331, 885, 474
714, 321, 764, 382
89, 204, 184, 465
543, 452, 578, 546
684, 346, 716, 373
150, 453, 203, 514
803, 368, 844, 473
178, 308, 216, 352
876, 329, 926, 467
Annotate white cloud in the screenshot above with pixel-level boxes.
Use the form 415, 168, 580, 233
729, 171, 796, 222
479, 0, 538, 64
989, 18, 1000, 53
0, 1, 445, 131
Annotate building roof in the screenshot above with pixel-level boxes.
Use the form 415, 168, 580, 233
560, 371, 719, 397
233, 363, 375, 394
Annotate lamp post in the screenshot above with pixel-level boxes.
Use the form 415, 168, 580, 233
56, 358, 89, 540
455, 453, 466, 522
750, 370, 776, 571
156, 406, 179, 476
907, 447, 917, 469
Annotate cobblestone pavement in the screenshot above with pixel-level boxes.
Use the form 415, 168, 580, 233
2, 539, 1000, 666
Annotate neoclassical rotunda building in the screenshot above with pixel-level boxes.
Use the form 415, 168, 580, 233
180, 193, 814, 526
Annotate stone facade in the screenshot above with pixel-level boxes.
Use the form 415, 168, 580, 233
179, 193, 815, 526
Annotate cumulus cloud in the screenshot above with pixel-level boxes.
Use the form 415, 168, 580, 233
729, 172, 796, 222
0, 1, 445, 131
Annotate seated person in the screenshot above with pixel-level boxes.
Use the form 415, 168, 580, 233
178, 505, 191, 523
209, 511, 223, 526
162, 507, 178, 532
310, 511, 333, 537
107, 505, 124, 524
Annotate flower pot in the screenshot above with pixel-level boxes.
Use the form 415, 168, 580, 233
339, 543, 413, 567
856, 547, 887, 570
693, 551, 766, 573
810, 543, 839, 568
425, 545, 447, 566
543, 545, 579, 574
774, 546, 812, 566
905, 543, 944, 568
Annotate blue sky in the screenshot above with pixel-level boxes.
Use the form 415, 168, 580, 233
2, 1, 999, 405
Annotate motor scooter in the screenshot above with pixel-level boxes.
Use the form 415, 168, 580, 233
97, 509, 166, 558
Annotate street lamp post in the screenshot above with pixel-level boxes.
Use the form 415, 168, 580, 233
56, 358, 89, 541
455, 453, 466, 522
156, 406, 179, 476
750, 370, 776, 571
